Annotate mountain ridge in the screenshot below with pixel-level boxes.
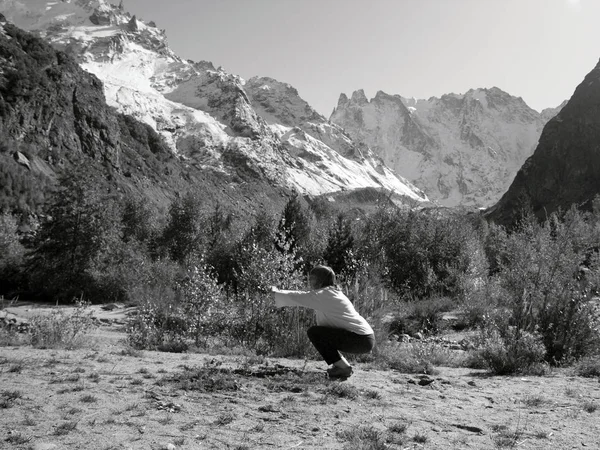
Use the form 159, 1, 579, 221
331, 86, 564, 207
0, 0, 429, 206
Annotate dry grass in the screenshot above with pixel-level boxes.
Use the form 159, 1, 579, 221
1, 312, 599, 449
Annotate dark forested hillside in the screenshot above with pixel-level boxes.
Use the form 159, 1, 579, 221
485, 59, 600, 227
0, 22, 287, 218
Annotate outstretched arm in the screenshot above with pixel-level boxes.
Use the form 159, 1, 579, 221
271, 287, 322, 310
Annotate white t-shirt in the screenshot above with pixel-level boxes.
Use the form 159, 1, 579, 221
272, 286, 374, 336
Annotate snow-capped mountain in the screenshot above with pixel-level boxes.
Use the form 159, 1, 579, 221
330, 87, 564, 207
0, 0, 428, 204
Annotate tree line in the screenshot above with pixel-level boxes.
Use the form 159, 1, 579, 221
1, 165, 599, 369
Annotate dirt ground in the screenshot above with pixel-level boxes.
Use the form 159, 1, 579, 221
1, 303, 599, 450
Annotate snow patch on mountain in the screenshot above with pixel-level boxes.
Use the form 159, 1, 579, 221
0, 0, 429, 203
331, 87, 565, 207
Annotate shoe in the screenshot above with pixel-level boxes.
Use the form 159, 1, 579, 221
327, 365, 353, 379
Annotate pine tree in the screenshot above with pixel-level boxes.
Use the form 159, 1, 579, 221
121, 195, 155, 244
27, 168, 120, 301
161, 192, 203, 264
0, 212, 26, 294
324, 213, 355, 275
277, 193, 311, 253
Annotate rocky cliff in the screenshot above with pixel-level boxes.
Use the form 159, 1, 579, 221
485, 60, 600, 226
0, 0, 428, 206
0, 20, 287, 216
330, 87, 563, 207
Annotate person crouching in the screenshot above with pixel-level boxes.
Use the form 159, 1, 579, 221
271, 265, 375, 379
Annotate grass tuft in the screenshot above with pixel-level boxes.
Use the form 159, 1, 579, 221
325, 383, 359, 400
388, 421, 409, 434
88, 372, 101, 383
364, 389, 381, 400
8, 363, 23, 373
0, 390, 22, 408
583, 401, 598, 413
54, 421, 77, 435
337, 425, 387, 450
214, 412, 235, 426
5, 431, 31, 445
412, 433, 428, 443
522, 395, 546, 408
80, 394, 98, 403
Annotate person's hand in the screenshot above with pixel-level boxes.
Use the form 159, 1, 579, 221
270, 286, 280, 304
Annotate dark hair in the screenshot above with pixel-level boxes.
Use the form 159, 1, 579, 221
310, 265, 336, 288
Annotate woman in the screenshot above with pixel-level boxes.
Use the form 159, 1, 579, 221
271, 265, 375, 379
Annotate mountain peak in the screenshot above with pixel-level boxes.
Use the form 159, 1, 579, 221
336, 93, 349, 109
331, 84, 559, 207
245, 76, 323, 127
246, 76, 299, 97
350, 89, 368, 104
373, 90, 405, 105
1, 2, 430, 205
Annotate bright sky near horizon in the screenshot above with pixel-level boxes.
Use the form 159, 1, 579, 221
124, 0, 600, 117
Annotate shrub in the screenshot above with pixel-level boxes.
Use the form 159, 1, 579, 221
388, 296, 455, 337
126, 298, 187, 351
87, 238, 152, 303
0, 212, 26, 294
470, 320, 547, 375
127, 258, 181, 305
356, 208, 480, 300
29, 300, 97, 349
225, 239, 311, 356
276, 194, 312, 255
160, 192, 205, 264
0, 328, 27, 346
375, 340, 460, 374
490, 208, 600, 365
178, 260, 229, 347
121, 195, 157, 245
458, 280, 501, 330
575, 356, 600, 378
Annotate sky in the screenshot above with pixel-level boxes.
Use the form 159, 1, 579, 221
124, 0, 600, 117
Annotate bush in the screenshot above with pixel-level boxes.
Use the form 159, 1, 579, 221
376, 340, 459, 374
356, 208, 481, 300
124, 260, 187, 351
178, 260, 229, 347
490, 208, 600, 364
458, 280, 501, 330
160, 192, 205, 264
126, 298, 188, 351
388, 297, 455, 337
323, 213, 357, 277
29, 300, 98, 349
225, 240, 312, 355
470, 320, 547, 375
0, 213, 26, 294
575, 356, 600, 378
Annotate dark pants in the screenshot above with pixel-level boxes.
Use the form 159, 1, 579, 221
307, 326, 375, 365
